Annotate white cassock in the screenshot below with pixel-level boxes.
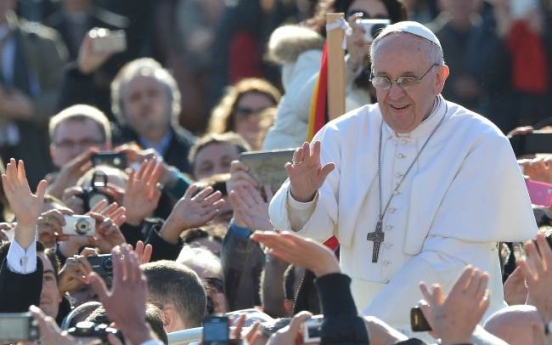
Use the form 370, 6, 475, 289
269, 95, 537, 333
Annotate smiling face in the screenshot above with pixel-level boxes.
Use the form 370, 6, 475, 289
193, 142, 240, 180
371, 33, 449, 133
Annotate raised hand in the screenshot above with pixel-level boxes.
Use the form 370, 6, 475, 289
229, 183, 273, 230
2, 159, 47, 248
78, 28, 114, 74
89, 201, 127, 227
133, 240, 152, 264
520, 233, 552, 321
226, 160, 259, 193
122, 159, 163, 226
160, 184, 225, 244
419, 266, 490, 345
88, 245, 154, 345
286, 141, 335, 202
251, 230, 339, 277
47, 148, 96, 199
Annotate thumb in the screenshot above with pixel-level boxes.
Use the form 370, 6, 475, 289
88, 271, 109, 302
288, 311, 313, 335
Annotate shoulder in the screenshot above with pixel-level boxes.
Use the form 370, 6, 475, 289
18, 19, 63, 43
171, 126, 197, 147
325, 104, 380, 133
266, 25, 324, 65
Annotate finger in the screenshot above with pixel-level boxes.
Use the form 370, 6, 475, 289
432, 284, 445, 304
88, 271, 109, 302
245, 322, 261, 345
142, 243, 152, 264
232, 314, 246, 339
192, 186, 215, 202
202, 190, 223, 206
183, 184, 199, 200
464, 268, 482, 296
230, 160, 250, 173
474, 272, 489, 302
89, 199, 109, 214
111, 245, 124, 283
35, 179, 48, 200
535, 233, 552, 271
418, 281, 433, 304
288, 311, 313, 335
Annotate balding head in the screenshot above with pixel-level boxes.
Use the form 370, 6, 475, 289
484, 305, 545, 345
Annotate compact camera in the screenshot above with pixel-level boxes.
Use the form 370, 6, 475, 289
62, 215, 96, 236
355, 19, 391, 42
303, 315, 323, 344
91, 151, 127, 170
0, 312, 39, 342
87, 254, 113, 278
80, 171, 114, 212
67, 321, 123, 345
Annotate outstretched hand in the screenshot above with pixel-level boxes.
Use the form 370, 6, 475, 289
2, 159, 47, 248
419, 266, 490, 345
251, 230, 339, 277
286, 141, 335, 202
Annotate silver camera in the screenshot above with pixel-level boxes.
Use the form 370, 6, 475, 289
356, 19, 390, 42
303, 315, 323, 344
0, 312, 39, 342
62, 215, 96, 236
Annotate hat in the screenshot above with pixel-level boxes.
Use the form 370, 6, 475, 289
378, 21, 441, 48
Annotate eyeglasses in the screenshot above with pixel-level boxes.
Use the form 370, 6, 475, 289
370, 63, 439, 91
53, 139, 104, 149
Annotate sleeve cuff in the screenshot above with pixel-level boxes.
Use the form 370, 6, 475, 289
7, 239, 37, 274
287, 189, 318, 210
228, 219, 252, 239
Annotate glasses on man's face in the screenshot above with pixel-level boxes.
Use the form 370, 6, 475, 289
53, 139, 104, 150
370, 63, 439, 91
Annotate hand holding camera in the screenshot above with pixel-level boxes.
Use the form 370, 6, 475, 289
78, 28, 124, 74
37, 209, 72, 247
89, 213, 126, 254
58, 254, 93, 295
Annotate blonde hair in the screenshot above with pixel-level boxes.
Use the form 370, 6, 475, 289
49, 104, 111, 143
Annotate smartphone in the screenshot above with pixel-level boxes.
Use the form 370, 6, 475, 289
238, 149, 296, 192
91, 151, 127, 169
91, 29, 127, 54
202, 315, 229, 345
410, 307, 432, 332
509, 132, 552, 157
526, 179, 552, 208
0, 312, 40, 342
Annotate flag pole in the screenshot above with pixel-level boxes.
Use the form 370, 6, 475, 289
325, 13, 346, 120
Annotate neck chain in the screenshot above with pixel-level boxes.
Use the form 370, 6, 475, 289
377, 102, 448, 227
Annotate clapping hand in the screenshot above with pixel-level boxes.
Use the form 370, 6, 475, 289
520, 233, 552, 321
122, 159, 163, 226
160, 184, 225, 244
229, 183, 273, 230
286, 141, 335, 202
419, 266, 490, 345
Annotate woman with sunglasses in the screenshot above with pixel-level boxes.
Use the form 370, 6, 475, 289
263, 0, 408, 150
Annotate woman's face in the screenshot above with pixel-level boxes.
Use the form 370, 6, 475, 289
193, 143, 241, 180
233, 92, 276, 150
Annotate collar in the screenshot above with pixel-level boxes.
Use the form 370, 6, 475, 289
382, 95, 447, 141
138, 130, 173, 156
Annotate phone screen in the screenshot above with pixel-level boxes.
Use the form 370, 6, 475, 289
203, 316, 228, 345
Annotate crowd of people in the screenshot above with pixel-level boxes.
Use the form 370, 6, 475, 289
2, 0, 552, 344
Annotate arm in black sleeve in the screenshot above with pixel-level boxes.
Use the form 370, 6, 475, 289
120, 222, 145, 248
145, 225, 183, 262
220, 221, 264, 311
315, 273, 369, 345
0, 258, 43, 312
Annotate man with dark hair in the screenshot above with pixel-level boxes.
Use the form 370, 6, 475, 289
141, 260, 207, 333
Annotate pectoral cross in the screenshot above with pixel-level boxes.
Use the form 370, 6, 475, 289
366, 220, 385, 263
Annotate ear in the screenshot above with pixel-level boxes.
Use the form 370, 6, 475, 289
162, 304, 186, 333
434, 64, 449, 95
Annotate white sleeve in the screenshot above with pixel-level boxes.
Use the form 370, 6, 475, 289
286, 190, 318, 231
7, 239, 37, 274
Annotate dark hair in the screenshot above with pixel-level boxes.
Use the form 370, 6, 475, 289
307, 0, 408, 36
141, 260, 207, 328
85, 304, 168, 344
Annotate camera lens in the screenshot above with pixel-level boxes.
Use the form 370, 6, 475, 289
103, 257, 113, 271
371, 24, 386, 38
75, 219, 91, 235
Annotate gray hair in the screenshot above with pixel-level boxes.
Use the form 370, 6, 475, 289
110, 58, 181, 126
